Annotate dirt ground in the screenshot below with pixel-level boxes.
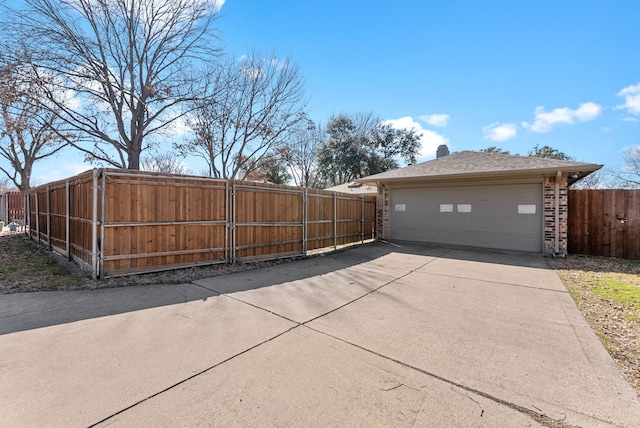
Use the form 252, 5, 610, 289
0, 231, 295, 293
1, 229, 639, 397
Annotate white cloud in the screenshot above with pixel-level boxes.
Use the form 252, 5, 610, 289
573, 102, 602, 121
621, 144, 640, 152
213, 0, 225, 12
419, 113, 450, 127
32, 161, 91, 186
482, 122, 517, 142
167, 115, 191, 138
522, 102, 602, 133
384, 116, 449, 160
616, 83, 640, 115
418, 130, 450, 159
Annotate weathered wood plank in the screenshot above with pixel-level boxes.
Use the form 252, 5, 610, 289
568, 189, 640, 260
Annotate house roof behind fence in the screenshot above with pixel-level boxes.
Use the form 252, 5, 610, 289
326, 182, 378, 195
358, 151, 602, 185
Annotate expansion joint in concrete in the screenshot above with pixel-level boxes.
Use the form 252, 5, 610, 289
87, 324, 300, 428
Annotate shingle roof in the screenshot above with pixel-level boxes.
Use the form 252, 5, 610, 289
326, 182, 378, 195
359, 151, 602, 185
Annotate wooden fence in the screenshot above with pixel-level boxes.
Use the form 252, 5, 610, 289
568, 189, 640, 260
0, 191, 24, 224
25, 169, 377, 278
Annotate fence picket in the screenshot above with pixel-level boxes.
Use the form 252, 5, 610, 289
25, 169, 376, 277
568, 189, 640, 260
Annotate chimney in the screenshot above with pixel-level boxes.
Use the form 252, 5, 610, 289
436, 144, 450, 158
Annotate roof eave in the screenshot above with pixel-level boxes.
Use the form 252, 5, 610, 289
357, 164, 603, 185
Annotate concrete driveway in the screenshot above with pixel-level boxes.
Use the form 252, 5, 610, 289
1, 242, 639, 427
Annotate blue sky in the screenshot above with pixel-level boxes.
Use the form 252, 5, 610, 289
24, 0, 640, 184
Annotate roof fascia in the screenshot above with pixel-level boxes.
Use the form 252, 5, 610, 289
358, 164, 603, 185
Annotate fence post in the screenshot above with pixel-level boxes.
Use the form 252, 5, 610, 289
333, 192, 337, 250
66, 180, 71, 260
232, 181, 237, 263
46, 186, 52, 251
361, 196, 365, 244
25, 193, 30, 236
35, 190, 40, 243
91, 169, 99, 279
303, 188, 308, 255
100, 169, 106, 277
224, 180, 229, 262
22, 193, 27, 235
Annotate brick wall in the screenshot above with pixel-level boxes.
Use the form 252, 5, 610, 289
544, 175, 568, 255
376, 184, 390, 239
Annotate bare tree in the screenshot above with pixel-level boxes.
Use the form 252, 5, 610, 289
570, 168, 613, 189
140, 150, 193, 175
9, 0, 223, 169
179, 51, 307, 179
0, 176, 13, 193
280, 117, 322, 187
0, 53, 68, 191
620, 145, 640, 187
596, 145, 640, 189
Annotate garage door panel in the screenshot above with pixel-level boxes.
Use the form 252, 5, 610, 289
438, 217, 457, 228
390, 184, 542, 252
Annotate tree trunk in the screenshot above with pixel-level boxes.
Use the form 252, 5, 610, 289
19, 165, 31, 191
128, 149, 140, 170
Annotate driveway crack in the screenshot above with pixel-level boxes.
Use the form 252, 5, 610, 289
190, 281, 301, 325
304, 325, 581, 428
421, 271, 571, 294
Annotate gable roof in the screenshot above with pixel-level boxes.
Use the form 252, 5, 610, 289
359, 151, 602, 185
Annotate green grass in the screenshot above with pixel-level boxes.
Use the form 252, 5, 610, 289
591, 278, 640, 310
589, 275, 640, 323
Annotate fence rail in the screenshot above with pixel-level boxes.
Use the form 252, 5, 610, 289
25, 169, 376, 278
568, 189, 640, 260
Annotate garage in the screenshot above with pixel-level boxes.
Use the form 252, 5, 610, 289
359, 148, 602, 256
390, 183, 543, 252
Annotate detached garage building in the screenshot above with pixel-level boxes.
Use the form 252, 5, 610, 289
360, 149, 601, 255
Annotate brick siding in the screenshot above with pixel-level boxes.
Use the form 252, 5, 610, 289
544, 175, 568, 255
377, 184, 390, 239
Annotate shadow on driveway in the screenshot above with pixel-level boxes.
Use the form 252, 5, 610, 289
0, 241, 550, 336
3, 239, 639, 428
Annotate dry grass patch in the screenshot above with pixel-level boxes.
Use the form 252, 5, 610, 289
549, 255, 640, 397
0, 232, 296, 294
0, 233, 81, 292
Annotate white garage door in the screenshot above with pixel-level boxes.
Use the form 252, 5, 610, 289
390, 183, 543, 252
